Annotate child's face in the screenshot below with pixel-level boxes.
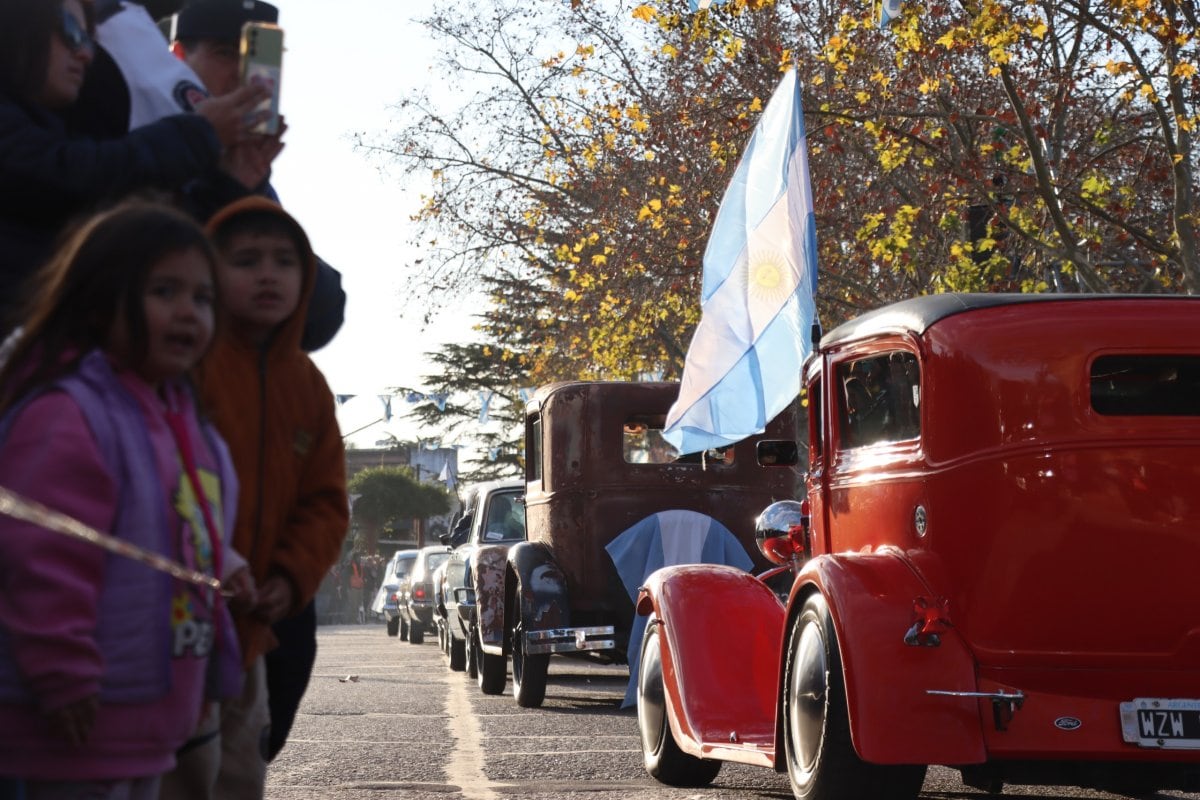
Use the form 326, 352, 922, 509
216, 231, 304, 345
114, 247, 215, 385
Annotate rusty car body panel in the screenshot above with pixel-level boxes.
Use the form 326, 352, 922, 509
476, 380, 801, 707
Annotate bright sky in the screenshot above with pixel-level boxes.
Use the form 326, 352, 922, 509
263, 0, 472, 448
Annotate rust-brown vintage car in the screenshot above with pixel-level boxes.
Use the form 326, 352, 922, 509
468, 380, 800, 707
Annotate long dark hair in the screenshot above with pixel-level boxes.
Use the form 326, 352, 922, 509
0, 0, 96, 106
0, 201, 219, 415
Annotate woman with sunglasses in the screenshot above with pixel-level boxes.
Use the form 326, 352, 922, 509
0, 0, 273, 337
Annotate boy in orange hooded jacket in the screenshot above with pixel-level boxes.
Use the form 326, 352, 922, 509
161, 196, 348, 799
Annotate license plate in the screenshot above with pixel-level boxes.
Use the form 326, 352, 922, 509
1120, 698, 1200, 749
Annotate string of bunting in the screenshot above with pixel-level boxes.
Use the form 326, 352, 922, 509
0, 486, 223, 593
333, 389, 537, 426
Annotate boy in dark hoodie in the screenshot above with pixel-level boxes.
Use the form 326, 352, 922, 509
161, 196, 348, 799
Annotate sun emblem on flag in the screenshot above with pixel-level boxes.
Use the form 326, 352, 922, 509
744, 250, 793, 304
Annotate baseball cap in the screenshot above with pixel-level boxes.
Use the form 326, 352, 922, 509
164, 0, 278, 42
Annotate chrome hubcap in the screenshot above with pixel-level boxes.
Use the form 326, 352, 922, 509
637, 630, 666, 754
789, 619, 827, 776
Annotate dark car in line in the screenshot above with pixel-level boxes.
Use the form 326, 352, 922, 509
398, 544, 452, 644
437, 480, 526, 672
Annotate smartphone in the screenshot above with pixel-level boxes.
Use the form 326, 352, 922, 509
239, 21, 283, 135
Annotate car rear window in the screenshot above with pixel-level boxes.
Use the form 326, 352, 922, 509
622, 414, 733, 465
1092, 355, 1200, 416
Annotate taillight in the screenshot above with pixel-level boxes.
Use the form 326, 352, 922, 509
389, 592, 399, 603
413, 586, 426, 600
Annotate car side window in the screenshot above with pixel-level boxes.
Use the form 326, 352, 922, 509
483, 494, 524, 541
527, 414, 543, 483
838, 352, 920, 448
1091, 354, 1200, 415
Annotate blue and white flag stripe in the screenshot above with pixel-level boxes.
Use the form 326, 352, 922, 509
663, 68, 818, 455
687, 0, 726, 10
880, 0, 904, 27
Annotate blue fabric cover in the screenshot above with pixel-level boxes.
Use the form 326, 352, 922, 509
605, 509, 752, 708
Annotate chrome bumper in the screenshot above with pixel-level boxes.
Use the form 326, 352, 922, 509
524, 626, 615, 655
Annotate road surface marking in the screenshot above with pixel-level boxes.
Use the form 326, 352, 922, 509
445, 670, 499, 800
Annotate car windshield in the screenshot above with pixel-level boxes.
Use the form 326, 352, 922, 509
428, 552, 450, 572
394, 558, 416, 578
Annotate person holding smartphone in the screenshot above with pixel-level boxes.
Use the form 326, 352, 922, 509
165, 0, 346, 354
0, 0, 270, 336
62, 0, 345, 354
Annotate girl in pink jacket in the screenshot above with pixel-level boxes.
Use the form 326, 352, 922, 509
0, 202, 253, 799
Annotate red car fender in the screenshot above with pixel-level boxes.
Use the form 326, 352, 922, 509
473, 544, 510, 651
637, 564, 785, 762
792, 551, 986, 765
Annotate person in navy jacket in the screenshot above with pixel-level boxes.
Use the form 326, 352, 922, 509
0, 0, 269, 335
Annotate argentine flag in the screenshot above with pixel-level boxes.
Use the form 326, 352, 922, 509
687, 0, 727, 9
663, 69, 818, 455
880, 0, 904, 27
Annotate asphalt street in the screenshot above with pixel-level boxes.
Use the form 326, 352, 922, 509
265, 624, 1198, 800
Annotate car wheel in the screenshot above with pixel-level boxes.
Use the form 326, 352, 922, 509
476, 625, 506, 695
466, 625, 479, 679
784, 593, 926, 800
409, 624, 425, 645
449, 634, 466, 672
386, 617, 399, 637
511, 619, 549, 708
399, 617, 409, 642
637, 620, 721, 787
438, 623, 448, 655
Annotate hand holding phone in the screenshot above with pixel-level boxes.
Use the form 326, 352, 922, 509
239, 21, 283, 135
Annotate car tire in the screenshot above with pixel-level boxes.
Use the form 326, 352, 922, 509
386, 617, 399, 637
399, 618, 409, 642
637, 620, 721, 787
784, 593, 926, 800
448, 634, 467, 672
511, 619, 549, 708
476, 625, 507, 695
409, 624, 425, 645
466, 625, 479, 679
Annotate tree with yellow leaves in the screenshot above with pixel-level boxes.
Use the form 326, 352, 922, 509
793, 0, 1198, 294
365, 0, 1197, 455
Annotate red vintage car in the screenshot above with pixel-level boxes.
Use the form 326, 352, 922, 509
636, 293, 1200, 799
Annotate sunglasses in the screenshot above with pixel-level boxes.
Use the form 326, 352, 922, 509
57, 6, 95, 54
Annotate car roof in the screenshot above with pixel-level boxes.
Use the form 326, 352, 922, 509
820, 293, 1200, 350
461, 478, 524, 498
415, 544, 451, 561
527, 381, 678, 411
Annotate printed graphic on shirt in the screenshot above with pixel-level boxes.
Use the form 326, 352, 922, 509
170, 465, 222, 659
172, 80, 209, 113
